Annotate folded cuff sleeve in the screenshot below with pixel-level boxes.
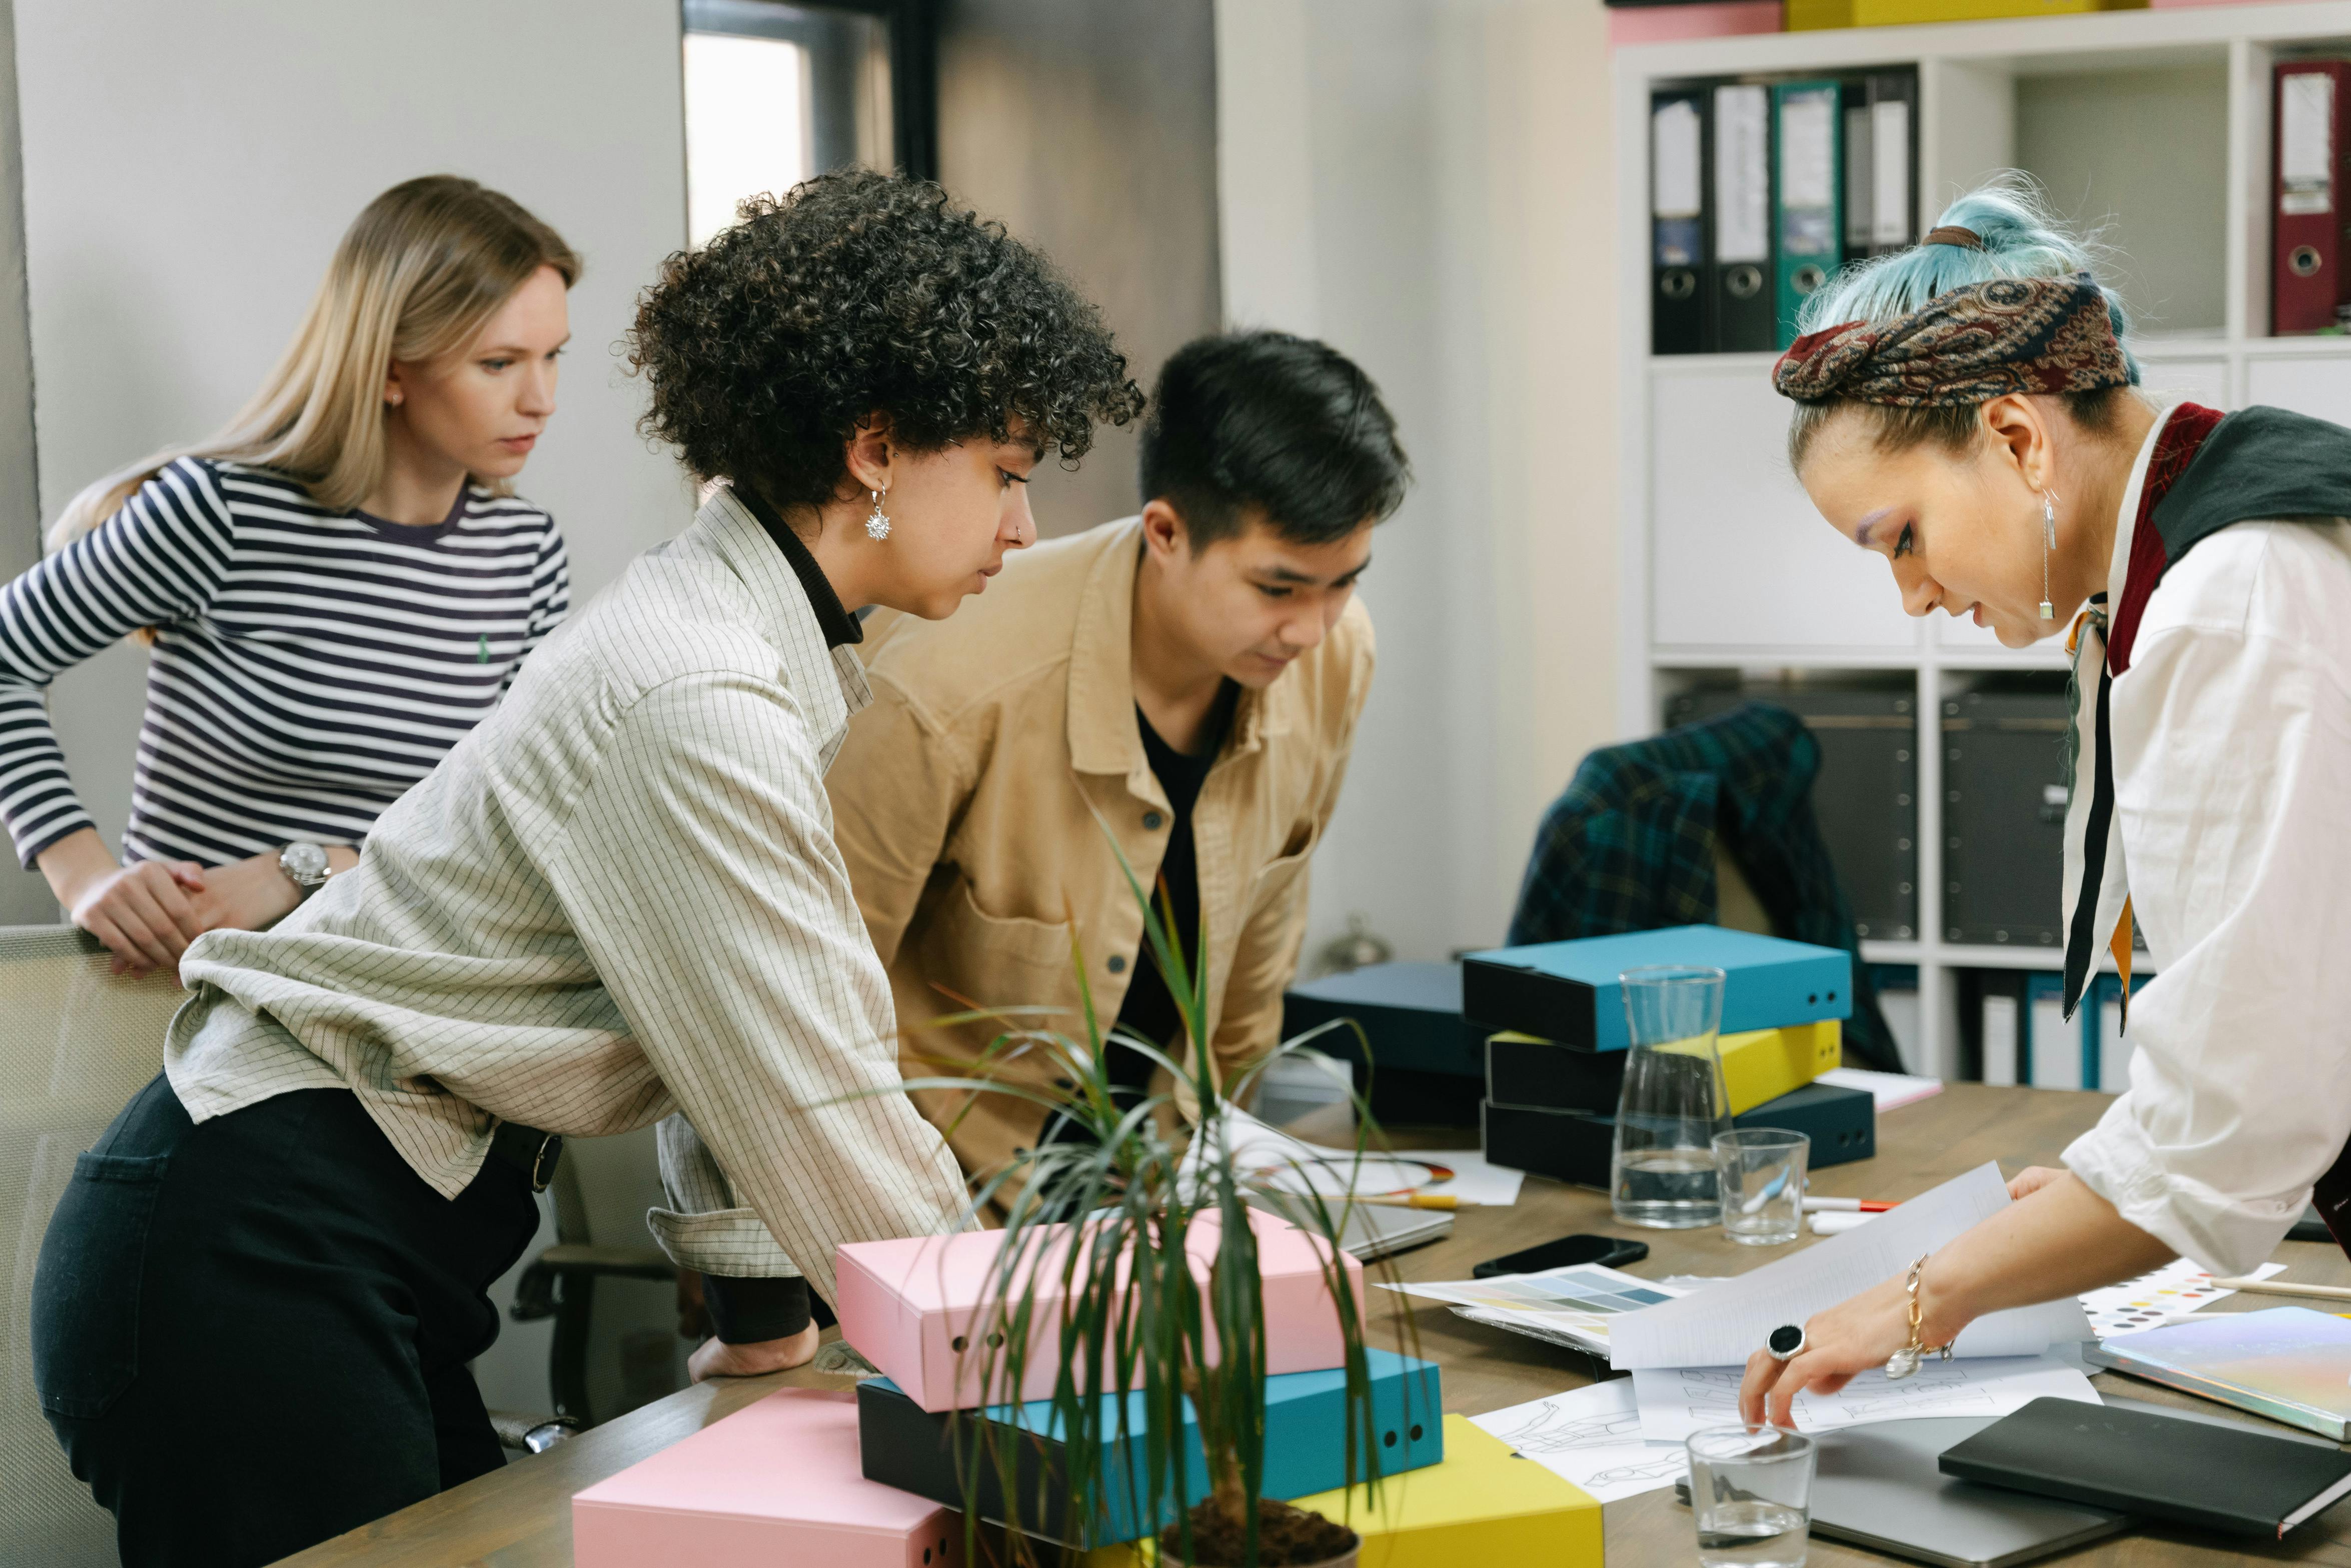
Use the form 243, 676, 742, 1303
701, 1273, 813, 1343
2064, 1094, 2305, 1277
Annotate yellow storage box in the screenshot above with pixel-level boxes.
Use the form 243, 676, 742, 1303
1084, 1416, 1602, 1568
1788, 0, 2140, 29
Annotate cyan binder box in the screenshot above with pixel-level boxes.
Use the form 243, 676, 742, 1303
857, 1349, 1445, 1547
1462, 926, 1853, 1051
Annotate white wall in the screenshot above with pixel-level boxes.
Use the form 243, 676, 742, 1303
1217, 0, 1619, 967
11, 0, 700, 1423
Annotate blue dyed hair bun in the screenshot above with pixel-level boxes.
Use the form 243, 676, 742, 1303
1796, 172, 2140, 387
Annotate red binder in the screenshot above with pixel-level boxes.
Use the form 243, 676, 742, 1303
2274, 62, 2351, 335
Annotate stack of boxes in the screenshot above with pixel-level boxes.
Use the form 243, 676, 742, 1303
573, 1207, 1603, 1565
1469, 925, 1875, 1185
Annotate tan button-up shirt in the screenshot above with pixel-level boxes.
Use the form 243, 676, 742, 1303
828, 518, 1374, 1182
167, 490, 970, 1300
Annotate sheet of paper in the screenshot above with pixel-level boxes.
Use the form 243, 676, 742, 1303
1815, 1067, 1942, 1111
1182, 1111, 1521, 1204
1608, 1162, 2091, 1369
2079, 1256, 2286, 1338
1469, 1379, 1688, 1502
1381, 1263, 1687, 1354
1631, 1354, 2101, 1441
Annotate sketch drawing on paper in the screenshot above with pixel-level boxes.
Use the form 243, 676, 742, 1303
1585, 1450, 1689, 1488
1488, 1397, 1645, 1454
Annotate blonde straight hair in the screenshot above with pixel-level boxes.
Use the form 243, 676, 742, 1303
50, 175, 580, 552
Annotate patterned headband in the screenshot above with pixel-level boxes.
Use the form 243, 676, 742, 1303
1771, 274, 2132, 408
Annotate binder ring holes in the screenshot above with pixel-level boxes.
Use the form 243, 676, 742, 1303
1793, 264, 1827, 294
952, 1335, 967, 1352
1727, 264, 1764, 299
2293, 244, 2325, 278
1383, 1429, 1398, 1447
1662, 269, 1696, 300
1410, 1423, 1425, 1440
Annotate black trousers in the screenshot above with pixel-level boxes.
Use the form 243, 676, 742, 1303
32, 1075, 540, 1568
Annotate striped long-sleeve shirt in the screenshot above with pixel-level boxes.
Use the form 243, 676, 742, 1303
0, 456, 568, 869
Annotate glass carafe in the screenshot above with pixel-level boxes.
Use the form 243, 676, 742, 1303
1611, 964, 1731, 1228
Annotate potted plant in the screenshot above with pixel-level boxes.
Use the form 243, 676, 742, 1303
894, 849, 1414, 1567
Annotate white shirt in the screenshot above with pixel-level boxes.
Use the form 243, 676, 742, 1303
167, 489, 970, 1301
2063, 410, 2351, 1276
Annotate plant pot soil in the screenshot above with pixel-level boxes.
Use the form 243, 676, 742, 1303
1158, 1497, 1360, 1567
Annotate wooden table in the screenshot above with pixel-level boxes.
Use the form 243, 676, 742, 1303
277, 1084, 2351, 1565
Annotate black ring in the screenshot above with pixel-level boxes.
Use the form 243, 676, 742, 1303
1766, 1323, 1805, 1361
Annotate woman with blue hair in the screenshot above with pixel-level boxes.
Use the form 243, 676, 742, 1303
1742, 178, 2351, 1422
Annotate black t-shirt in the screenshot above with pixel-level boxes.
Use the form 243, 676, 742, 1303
1101, 681, 1240, 1102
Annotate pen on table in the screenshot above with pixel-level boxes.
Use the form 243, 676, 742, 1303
1353, 1193, 1481, 1211
1801, 1196, 1893, 1213
2209, 1276, 2351, 1302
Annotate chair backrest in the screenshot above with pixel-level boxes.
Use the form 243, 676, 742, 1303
0, 927, 186, 1564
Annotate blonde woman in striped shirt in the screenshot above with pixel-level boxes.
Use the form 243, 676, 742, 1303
2, 176, 576, 975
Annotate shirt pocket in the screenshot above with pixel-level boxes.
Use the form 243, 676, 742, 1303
920, 878, 1082, 1013
32, 1150, 171, 1419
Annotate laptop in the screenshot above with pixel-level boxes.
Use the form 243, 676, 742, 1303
1677, 1416, 2127, 1568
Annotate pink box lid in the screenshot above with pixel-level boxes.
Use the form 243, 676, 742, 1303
572, 1387, 961, 1568
1609, 1, 1782, 44
835, 1207, 1366, 1413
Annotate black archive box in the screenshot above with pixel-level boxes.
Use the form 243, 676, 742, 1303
1482, 1080, 1876, 1187
1281, 961, 1485, 1129
1667, 688, 1919, 940
1941, 688, 2068, 948
1486, 1032, 1627, 1114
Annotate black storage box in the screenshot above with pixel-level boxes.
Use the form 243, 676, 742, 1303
1283, 961, 1484, 1128
1941, 687, 2070, 947
1667, 687, 1919, 941
1486, 1032, 1627, 1114
1483, 1080, 1876, 1186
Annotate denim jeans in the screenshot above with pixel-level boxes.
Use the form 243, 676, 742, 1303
32, 1075, 539, 1568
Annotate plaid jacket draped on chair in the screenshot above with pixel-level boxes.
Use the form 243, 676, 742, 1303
1506, 702, 1902, 1072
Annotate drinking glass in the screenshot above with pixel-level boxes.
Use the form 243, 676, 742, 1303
1611, 965, 1730, 1228
1714, 1128, 1809, 1245
1686, 1425, 1816, 1568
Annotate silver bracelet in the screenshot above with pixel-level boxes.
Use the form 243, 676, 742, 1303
1885, 1252, 1954, 1379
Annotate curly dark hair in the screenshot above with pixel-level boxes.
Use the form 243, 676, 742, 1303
626, 171, 1144, 510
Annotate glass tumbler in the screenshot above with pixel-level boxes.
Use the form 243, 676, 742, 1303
1687, 1425, 1816, 1568
1611, 965, 1730, 1228
1714, 1128, 1809, 1245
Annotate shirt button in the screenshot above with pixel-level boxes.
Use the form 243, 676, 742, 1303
1108, 955, 1127, 974
1143, 811, 1164, 830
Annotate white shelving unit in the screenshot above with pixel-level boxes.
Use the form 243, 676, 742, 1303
1614, 2, 2351, 1077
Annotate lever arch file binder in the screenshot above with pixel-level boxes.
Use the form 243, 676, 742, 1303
2274, 61, 2351, 334
1652, 89, 1711, 354
1866, 71, 1916, 254
1712, 82, 1774, 352
1773, 80, 1841, 349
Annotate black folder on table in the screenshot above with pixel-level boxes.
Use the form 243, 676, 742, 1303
1650, 87, 1710, 355
1711, 81, 1773, 352
1938, 1397, 2351, 1540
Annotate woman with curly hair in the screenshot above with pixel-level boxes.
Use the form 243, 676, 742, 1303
32, 171, 1141, 1568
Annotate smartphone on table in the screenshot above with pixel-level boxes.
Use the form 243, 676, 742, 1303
1472, 1233, 1650, 1279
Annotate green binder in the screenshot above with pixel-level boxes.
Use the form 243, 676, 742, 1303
1773, 80, 1843, 349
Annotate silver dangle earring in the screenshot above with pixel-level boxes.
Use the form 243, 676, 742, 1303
865, 488, 890, 541
2039, 489, 2058, 621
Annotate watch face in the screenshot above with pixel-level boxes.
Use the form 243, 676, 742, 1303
1769, 1324, 1804, 1357
282, 842, 329, 881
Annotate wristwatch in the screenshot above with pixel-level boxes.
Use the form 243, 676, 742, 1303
278, 840, 333, 897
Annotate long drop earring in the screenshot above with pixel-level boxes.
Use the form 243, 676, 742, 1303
2039, 489, 2058, 621
865, 488, 891, 541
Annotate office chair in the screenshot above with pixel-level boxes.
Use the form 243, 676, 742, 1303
509, 1155, 678, 1424
0, 928, 578, 1567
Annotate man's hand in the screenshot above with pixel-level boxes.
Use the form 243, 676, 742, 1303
688, 1321, 821, 1382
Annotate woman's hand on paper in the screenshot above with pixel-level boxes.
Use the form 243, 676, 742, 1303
1737, 1260, 1963, 1428
687, 1321, 821, 1382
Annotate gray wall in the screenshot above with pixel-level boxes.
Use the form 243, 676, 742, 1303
0, 0, 42, 922
936, 0, 1220, 537
9, 0, 702, 1423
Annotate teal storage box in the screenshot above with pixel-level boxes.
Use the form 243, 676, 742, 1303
857, 1347, 1445, 1546
1462, 926, 1852, 1051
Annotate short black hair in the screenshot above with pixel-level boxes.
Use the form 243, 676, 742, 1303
626, 170, 1144, 511
1137, 330, 1409, 549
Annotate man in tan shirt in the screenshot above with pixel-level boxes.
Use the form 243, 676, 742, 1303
828, 331, 1409, 1181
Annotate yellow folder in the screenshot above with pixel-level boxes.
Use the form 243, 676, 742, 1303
1490, 1018, 1840, 1117
1083, 1416, 1602, 1568
1787, 0, 2141, 28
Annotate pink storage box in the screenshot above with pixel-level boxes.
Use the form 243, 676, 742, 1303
572, 1386, 961, 1568
835, 1207, 1366, 1414
1609, 1, 1782, 44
